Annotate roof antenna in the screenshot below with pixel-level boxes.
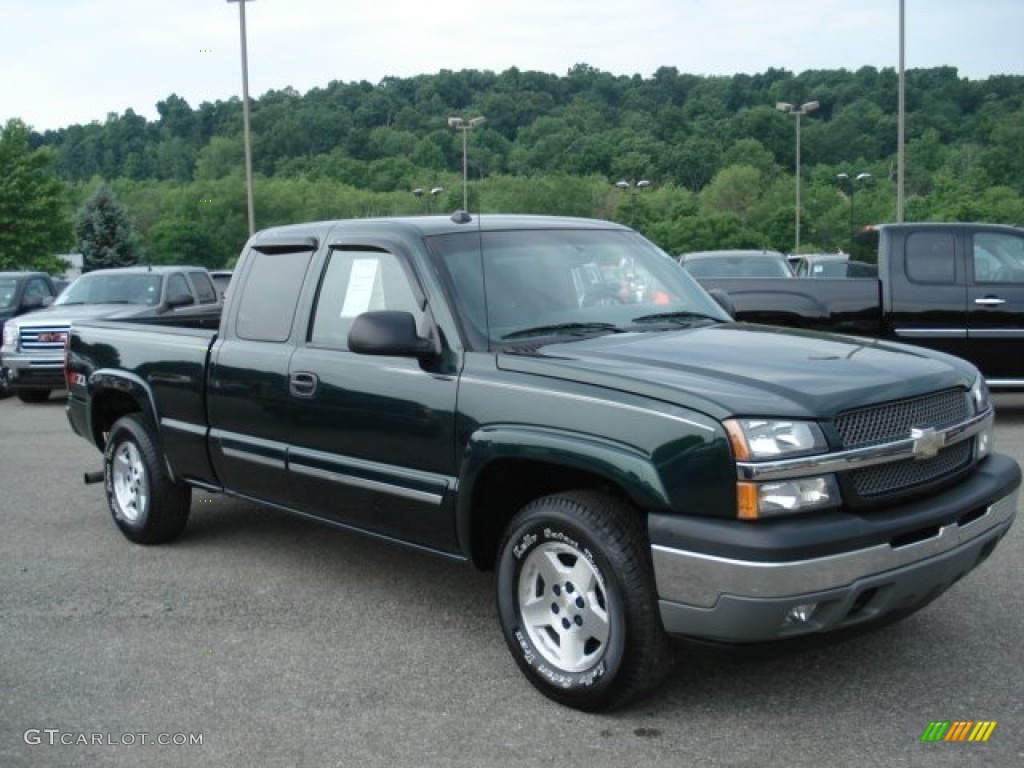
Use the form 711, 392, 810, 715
451, 210, 472, 224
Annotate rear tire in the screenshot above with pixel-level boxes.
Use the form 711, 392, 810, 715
103, 414, 191, 544
496, 490, 672, 711
16, 389, 50, 403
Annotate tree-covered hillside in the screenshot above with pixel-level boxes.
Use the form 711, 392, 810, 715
19, 64, 1024, 268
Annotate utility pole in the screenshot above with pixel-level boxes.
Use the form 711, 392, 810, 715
227, 0, 256, 236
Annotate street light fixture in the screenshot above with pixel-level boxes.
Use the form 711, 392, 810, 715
614, 179, 652, 191
776, 100, 820, 254
613, 180, 652, 229
226, 0, 256, 237
412, 186, 444, 213
836, 172, 872, 252
448, 116, 486, 211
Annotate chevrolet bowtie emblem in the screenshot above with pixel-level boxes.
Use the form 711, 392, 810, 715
911, 427, 945, 460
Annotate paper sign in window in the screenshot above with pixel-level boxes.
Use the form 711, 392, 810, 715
340, 258, 380, 317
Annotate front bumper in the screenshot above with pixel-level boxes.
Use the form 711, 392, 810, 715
1, 351, 65, 391
650, 453, 1020, 642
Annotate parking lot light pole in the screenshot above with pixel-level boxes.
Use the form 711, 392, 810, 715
836, 172, 872, 252
448, 116, 486, 211
776, 100, 819, 254
227, 0, 256, 236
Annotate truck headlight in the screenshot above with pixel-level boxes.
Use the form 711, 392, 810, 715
970, 376, 990, 415
968, 376, 995, 459
2, 323, 16, 349
724, 419, 827, 460
726, 419, 836, 519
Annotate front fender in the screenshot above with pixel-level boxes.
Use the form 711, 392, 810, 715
454, 424, 671, 555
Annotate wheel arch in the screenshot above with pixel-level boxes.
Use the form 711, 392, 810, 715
86, 370, 159, 450
456, 425, 669, 570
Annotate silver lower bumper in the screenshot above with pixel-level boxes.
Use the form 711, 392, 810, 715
652, 486, 1018, 642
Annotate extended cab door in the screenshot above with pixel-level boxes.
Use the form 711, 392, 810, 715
966, 226, 1024, 383
885, 227, 971, 363
207, 242, 316, 506
286, 242, 460, 553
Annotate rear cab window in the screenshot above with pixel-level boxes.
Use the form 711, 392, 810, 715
189, 271, 219, 304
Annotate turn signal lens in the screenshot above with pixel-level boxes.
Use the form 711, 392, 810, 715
736, 476, 839, 519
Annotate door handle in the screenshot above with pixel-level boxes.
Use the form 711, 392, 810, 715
289, 372, 319, 397
974, 297, 1006, 306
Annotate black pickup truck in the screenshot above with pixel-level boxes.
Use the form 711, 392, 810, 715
694, 222, 1024, 388
65, 214, 1020, 710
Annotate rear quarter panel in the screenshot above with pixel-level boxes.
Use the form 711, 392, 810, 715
68, 321, 218, 484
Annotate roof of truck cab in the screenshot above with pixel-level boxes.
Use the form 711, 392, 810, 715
79, 266, 209, 276
864, 222, 1024, 234
251, 213, 634, 243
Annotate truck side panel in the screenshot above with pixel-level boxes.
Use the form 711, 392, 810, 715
68, 322, 219, 485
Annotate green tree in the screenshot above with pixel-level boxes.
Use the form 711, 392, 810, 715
75, 185, 141, 271
701, 165, 764, 226
0, 118, 71, 271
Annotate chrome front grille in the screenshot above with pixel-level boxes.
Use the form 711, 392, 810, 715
834, 388, 974, 505
834, 389, 970, 449
849, 441, 973, 498
19, 324, 71, 352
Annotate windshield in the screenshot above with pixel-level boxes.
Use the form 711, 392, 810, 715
428, 227, 730, 350
682, 254, 792, 278
0, 279, 17, 309
56, 273, 162, 306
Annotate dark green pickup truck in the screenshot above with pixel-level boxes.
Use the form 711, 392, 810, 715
66, 214, 1020, 710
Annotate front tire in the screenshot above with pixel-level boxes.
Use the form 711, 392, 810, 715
496, 490, 671, 711
103, 414, 191, 544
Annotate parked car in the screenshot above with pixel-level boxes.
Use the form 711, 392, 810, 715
789, 252, 878, 278
0, 271, 62, 398
1, 266, 220, 402
209, 269, 233, 300
65, 214, 1019, 711
691, 222, 1024, 388
679, 249, 792, 278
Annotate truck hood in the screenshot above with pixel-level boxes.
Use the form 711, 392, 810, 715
10, 304, 153, 325
497, 323, 976, 419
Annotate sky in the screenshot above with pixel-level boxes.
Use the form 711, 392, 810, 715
3, 0, 1023, 132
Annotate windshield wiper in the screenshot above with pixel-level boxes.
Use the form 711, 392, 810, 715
502, 322, 623, 340
630, 311, 722, 327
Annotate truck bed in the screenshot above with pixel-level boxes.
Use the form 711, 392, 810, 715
68, 320, 218, 485
695, 276, 883, 336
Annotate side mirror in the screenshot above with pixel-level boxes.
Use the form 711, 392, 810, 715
20, 296, 44, 310
167, 292, 195, 309
348, 310, 436, 358
707, 288, 736, 319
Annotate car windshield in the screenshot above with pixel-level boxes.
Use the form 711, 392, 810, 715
55, 273, 162, 306
682, 254, 792, 278
428, 227, 729, 350
0, 279, 17, 309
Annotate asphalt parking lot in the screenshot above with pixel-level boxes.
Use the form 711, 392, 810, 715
1, 393, 1022, 768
